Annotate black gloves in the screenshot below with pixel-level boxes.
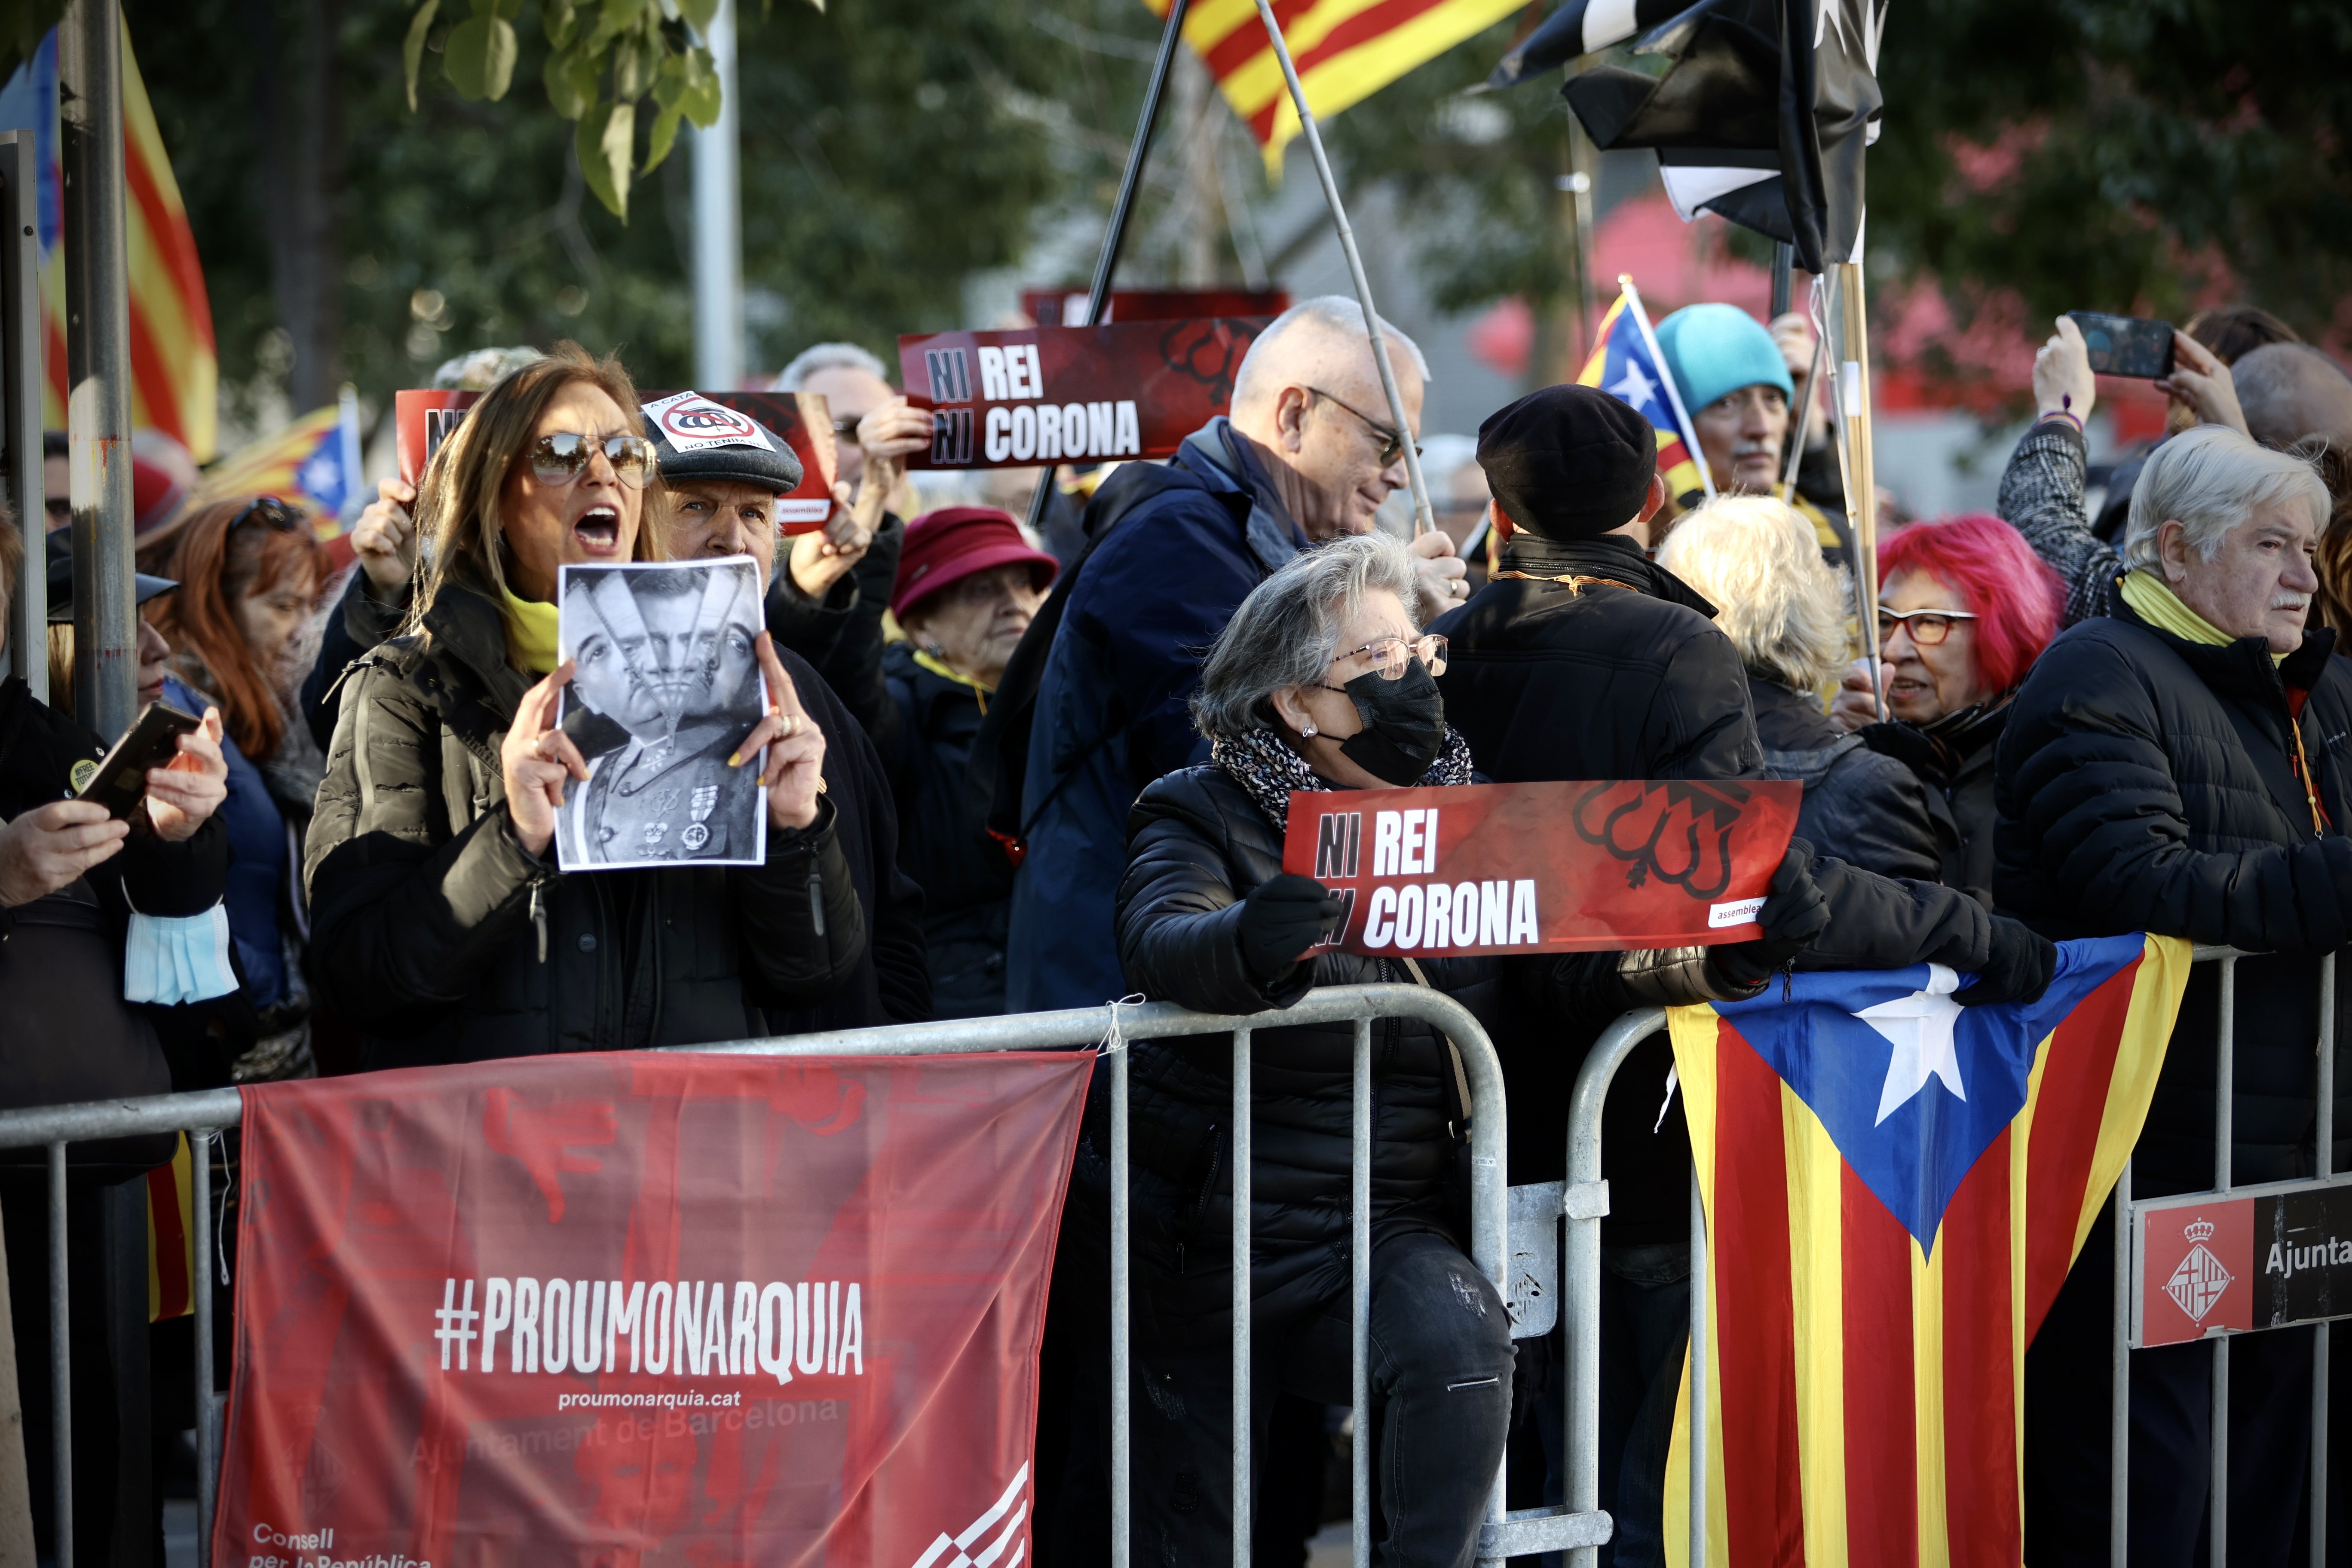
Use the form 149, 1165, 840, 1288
1236, 874, 1345, 985
1709, 844, 1832, 990
1957, 915, 2058, 1007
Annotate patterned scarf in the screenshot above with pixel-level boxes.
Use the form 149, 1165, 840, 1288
1211, 724, 1476, 831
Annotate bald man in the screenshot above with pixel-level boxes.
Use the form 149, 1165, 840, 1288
992, 296, 1463, 1012
2234, 342, 2352, 452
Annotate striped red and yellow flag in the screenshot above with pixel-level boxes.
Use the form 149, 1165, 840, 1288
1576, 287, 1709, 501
1149, 0, 1526, 170
147, 1132, 195, 1323
1662, 933, 2190, 1565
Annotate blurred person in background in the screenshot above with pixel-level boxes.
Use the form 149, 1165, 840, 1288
1654, 303, 1844, 560
874, 507, 1054, 1018
653, 399, 932, 1030
141, 496, 329, 1082
995, 296, 1466, 1013
2089, 306, 2303, 542
1828, 514, 2065, 904
304, 345, 868, 1066
1654, 494, 1947, 880
0, 506, 232, 1565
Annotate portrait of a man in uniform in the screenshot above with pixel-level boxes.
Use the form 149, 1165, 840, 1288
554, 557, 767, 870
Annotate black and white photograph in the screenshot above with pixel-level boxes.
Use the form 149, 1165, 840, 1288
554, 557, 768, 871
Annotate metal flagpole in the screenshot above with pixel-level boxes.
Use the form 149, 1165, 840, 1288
691, 0, 743, 389
60, 0, 135, 739
1250, 0, 1436, 537
1019, 0, 1192, 542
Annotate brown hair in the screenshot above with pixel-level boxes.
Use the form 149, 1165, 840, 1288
407, 340, 664, 635
143, 496, 326, 761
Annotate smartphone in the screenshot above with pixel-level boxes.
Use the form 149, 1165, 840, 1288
2067, 311, 2175, 379
74, 700, 201, 820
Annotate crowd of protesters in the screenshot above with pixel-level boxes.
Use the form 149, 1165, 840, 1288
4, 282, 2352, 1568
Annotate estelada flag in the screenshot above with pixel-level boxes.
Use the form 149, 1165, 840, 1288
1662, 934, 2191, 1566
0, 20, 218, 460
1152, 0, 1527, 171
195, 395, 364, 538
213, 1048, 1093, 1568
1577, 280, 1712, 502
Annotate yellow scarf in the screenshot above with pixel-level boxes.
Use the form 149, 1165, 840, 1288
2119, 570, 2288, 665
498, 583, 561, 675
911, 646, 989, 714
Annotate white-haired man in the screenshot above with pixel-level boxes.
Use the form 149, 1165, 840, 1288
994, 296, 1465, 1012
1997, 424, 2352, 1565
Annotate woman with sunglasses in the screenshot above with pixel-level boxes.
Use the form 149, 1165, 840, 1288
140, 495, 328, 1080
1831, 513, 2066, 902
304, 344, 866, 1068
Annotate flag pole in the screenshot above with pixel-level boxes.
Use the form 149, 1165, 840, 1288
1823, 263, 1886, 719
1020, 0, 1191, 543
1621, 276, 1715, 500
1251, 0, 1437, 538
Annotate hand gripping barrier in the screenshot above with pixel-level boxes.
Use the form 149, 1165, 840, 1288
0, 983, 1608, 1568
1572, 948, 2342, 1568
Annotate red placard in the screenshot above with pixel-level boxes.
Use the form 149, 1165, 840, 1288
1280, 779, 1801, 956
897, 317, 1269, 469
213, 1049, 1091, 1568
395, 389, 843, 534
2135, 1194, 2256, 1345
1021, 288, 1290, 326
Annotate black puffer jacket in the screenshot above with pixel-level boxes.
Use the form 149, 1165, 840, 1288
1749, 674, 1947, 882
1114, 765, 1500, 1330
1860, 700, 2010, 904
1995, 582, 2352, 1195
305, 579, 869, 1067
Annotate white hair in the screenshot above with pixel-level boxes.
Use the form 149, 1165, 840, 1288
1654, 494, 1852, 692
773, 341, 891, 392
1232, 295, 1428, 417
1191, 533, 1421, 740
2122, 423, 2330, 572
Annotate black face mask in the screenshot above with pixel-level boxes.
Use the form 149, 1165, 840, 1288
1337, 659, 1446, 786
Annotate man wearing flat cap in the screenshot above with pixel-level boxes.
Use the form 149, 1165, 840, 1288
1430, 382, 2055, 1565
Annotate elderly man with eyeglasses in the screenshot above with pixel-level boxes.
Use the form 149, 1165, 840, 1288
993, 294, 1467, 1016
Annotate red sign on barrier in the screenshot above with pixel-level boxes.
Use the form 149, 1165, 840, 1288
897, 318, 1269, 469
1280, 779, 1801, 956
395, 389, 844, 534
213, 1050, 1092, 1568
1021, 288, 1290, 325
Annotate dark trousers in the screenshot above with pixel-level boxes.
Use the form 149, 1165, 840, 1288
2027, 1204, 2350, 1568
2, 1176, 155, 1568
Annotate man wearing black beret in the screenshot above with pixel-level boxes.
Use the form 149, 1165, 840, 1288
1429, 382, 2054, 1564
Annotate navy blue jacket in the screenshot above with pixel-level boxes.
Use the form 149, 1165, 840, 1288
1004, 420, 1307, 1011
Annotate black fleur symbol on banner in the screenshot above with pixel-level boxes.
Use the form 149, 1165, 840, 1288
1159, 320, 1258, 410
1569, 780, 1754, 902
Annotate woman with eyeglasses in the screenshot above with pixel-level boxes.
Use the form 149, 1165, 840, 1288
303, 344, 866, 1068
140, 495, 328, 1080
1831, 512, 2065, 902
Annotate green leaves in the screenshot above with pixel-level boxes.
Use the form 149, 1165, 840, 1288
442, 15, 519, 100
400, 0, 740, 220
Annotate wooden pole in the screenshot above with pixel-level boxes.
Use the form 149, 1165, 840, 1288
1826, 261, 1885, 719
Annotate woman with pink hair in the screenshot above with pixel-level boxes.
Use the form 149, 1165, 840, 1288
1834, 513, 2065, 901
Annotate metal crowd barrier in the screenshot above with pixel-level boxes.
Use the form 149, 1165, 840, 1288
0, 981, 1606, 1568
1568, 948, 2345, 1568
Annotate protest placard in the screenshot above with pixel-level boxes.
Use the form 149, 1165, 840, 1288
1021, 287, 1289, 325
1281, 779, 1801, 956
897, 316, 1269, 469
395, 388, 841, 532
213, 1048, 1092, 1568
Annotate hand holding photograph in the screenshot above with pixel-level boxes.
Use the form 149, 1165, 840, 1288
554, 557, 768, 870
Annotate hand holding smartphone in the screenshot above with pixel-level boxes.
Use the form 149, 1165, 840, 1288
74, 701, 202, 821
2065, 311, 2176, 380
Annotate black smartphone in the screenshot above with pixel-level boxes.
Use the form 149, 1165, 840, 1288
75, 700, 201, 820
2067, 311, 2176, 379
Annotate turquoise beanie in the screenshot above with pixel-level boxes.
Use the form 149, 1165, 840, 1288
1655, 303, 1794, 416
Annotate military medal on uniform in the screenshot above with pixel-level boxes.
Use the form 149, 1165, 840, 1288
681, 785, 719, 851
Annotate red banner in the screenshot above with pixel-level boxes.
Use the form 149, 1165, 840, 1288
1281, 780, 1801, 955
395, 389, 844, 535
897, 318, 1269, 470
1020, 288, 1289, 326
214, 1050, 1092, 1568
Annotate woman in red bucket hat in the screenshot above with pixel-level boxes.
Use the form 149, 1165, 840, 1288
879, 506, 1056, 1018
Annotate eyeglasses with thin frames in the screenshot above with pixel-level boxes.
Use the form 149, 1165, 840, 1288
1307, 386, 1421, 469
1317, 634, 1449, 687
1877, 606, 1978, 647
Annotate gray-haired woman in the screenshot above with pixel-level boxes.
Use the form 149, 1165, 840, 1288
1078, 532, 1513, 1565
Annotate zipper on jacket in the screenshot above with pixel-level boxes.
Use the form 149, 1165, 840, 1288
807, 870, 826, 938
529, 878, 549, 963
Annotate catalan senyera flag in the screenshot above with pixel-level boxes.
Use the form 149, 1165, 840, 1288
146, 1132, 194, 1323
1662, 934, 2191, 1566
0, 21, 218, 461
1150, 0, 1526, 171
1577, 281, 1710, 502
196, 393, 364, 539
